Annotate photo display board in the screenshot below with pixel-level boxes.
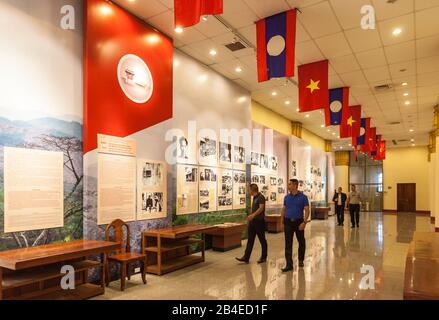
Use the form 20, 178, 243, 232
233, 170, 247, 210
199, 166, 218, 213
217, 168, 233, 211
137, 159, 167, 221
176, 164, 199, 215
4, 147, 64, 233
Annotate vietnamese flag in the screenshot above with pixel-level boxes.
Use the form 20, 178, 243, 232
340, 105, 361, 140
298, 60, 329, 112
375, 139, 386, 160
368, 127, 377, 155
175, 0, 223, 28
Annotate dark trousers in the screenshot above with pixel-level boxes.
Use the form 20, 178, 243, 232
336, 205, 345, 225
349, 204, 360, 226
244, 219, 267, 260
284, 219, 306, 267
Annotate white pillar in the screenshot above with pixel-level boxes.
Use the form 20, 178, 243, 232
430, 153, 436, 223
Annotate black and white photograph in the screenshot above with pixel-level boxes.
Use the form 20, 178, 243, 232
278, 187, 286, 194
278, 178, 284, 186
200, 137, 217, 158
292, 160, 297, 177
238, 186, 246, 195
260, 154, 268, 169
220, 183, 233, 195
270, 156, 278, 171
252, 175, 260, 183
178, 136, 189, 160
259, 175, 266, 184
234, 146, 245, 164
185, 167, 197, 182
218, 196, 232, 207
240, 198, 246, 205
270, 192, 277, 202
251, 152, 260, 166
219, 142, 232, 163
200, 189, 209, 197
234, 172, 246, 184
142, 162, 163, 187
200, 200, 210, 210
222, 174, 232, 184
142, 192, 163, 213
270, 177, 277, 186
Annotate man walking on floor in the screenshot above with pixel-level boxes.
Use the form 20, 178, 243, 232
236, 184, 267, 264
281, 179, 310, 272
347, 184, 361, 228
333, 187, 347, 226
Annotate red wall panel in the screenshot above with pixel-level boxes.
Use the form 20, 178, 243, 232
84, 0, 173, 154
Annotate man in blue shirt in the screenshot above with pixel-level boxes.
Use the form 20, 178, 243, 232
281, 179, 310, 272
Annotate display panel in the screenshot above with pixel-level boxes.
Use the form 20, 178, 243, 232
217, 168, 233, 211
219, 142, 233, 168
176, 134, 197, 165
199, 137, 218, 166
233, 171, 247, 209
199, 166, 218, 213
4, 147, 64, 233
176, 164, 199, 215
137, 159, 167, 220
233, 146, 246, 171
97, 153, 136, 225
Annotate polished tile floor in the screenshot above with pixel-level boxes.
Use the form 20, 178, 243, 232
96, 212, 434, 300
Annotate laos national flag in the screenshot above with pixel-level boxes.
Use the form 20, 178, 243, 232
257, 9, 297, 82
326, 88, 349, 126
357, 118, 370, 148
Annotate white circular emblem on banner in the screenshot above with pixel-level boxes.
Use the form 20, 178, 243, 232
267, 35, 286, 57
117, 54, 153, 104
330, 100, 342, 113
359, 127, 366, 136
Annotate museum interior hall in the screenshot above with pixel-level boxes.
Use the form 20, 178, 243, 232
0, 0, 438, 302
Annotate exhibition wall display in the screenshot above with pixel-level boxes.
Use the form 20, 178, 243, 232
289, 136, 328, 202
0, 0, 84, 250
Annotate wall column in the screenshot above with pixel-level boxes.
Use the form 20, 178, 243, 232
334, 151, 350, 194
434, 106, 439, 232
291, 121, 302, 139
428, 130, 436, 225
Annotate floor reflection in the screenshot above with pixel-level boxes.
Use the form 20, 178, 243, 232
97, 212, 434, 300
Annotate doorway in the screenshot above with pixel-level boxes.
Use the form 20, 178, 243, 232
397, 183, 416, 212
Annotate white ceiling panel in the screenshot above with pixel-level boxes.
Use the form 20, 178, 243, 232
298, 2, 341, 38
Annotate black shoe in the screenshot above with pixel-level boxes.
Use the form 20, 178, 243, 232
282, 265, 293, 272
257, 258, 267, 264
351, 225, 355, 228
235, 257, 249, 264
356, 224, 359, 228
299, 261, 304, 268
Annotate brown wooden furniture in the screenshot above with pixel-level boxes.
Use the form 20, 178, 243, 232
397, 183, 416, 212
142, 224, 217, 276
205, 223, 246, 252
105, 219, 147, 291
404, 232, 439, 300
315, 207, 330, 220
0, 240, 118, 300
265, 214, 284, 233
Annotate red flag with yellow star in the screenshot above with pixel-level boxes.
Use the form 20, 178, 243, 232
298, 60, 329, 112
340, 105, 361, 140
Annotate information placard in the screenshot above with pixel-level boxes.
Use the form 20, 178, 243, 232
4, 147, 64, 233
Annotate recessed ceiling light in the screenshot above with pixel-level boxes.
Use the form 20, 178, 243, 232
209, 49, 217, 56
412, 143, 416, 147
305, 114, 310, 118
296, 108, 300, 112
405, 101, 410, 105
337, 136, 340, 139
392, 28, 402, 36
411, 139, 414, 142
332, 132, 336, 135
272, 91, 277, 96
235, 67, 242, 73
175, 27, 183, 33
327, 129, 331, 132
402, 82, 408, 86
285, 100, 290, 105
321, 124, 325, 128
348, 144, 352, 147
202, 16, 208, 21
403, 93, 409, 96
409, 129, 414, 132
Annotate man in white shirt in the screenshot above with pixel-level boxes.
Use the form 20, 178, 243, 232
347, 184, 362, 228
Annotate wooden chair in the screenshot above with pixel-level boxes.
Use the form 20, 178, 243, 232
105, 219, 147, 291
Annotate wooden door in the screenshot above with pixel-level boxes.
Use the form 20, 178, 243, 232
397, 183, 416, 212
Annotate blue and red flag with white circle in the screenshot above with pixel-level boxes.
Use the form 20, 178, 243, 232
326, 87, 349, 126
256, 9, 297, 82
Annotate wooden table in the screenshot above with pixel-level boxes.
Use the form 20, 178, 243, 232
205, 223, 246, 252
142, 224, 217, 276
404, 232, 439, 300
314, 207, 330, 220
265, 214, 284, 233
0, 240, 118, 300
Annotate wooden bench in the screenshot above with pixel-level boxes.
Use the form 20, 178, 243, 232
314, 207, 330, 220
404, 232, 439, 300
265, 214, 284, 233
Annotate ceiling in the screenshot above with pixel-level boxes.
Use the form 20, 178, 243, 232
112, 0, 439, 149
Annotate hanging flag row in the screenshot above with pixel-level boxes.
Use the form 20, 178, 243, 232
173, 2, 385, 160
